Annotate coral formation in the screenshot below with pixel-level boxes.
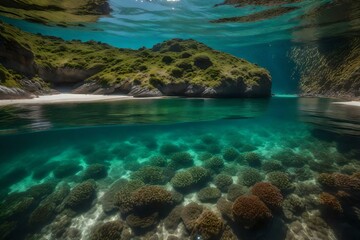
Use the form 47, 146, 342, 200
90, 221, 123, 240
53, 163, 82, 178
243, 152, 262, 167
319, 192, 343, 214
160, 143, 182, 155
216, 197, 233, 221
82, 164, 108, 180
28, 202, 56, 228
203, 156, 225, 173
164, 205, 183, 231
65, 180, 96, 211
251, 182, 283, 209
147, 155, 167, 167
169, 152, 194, 169
113, 179, 145, 215
170, 171, 194, 191
267, 171, 292, 191
214, 174, 233, 192
262, 160, 283, 173
239, 168, 263, 187
181, 202, 203, 231
197, 187, 222, 203
227, 184, 248, 201
188, 166, 210, 186
130, 185, 173, 213
282, 194, 305, 220
222, 147, 240, 161
193, 210, 224, 240
130, 166, 166, 185
232, 195, 272, 228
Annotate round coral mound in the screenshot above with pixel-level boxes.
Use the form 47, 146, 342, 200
193, 211, 224, 240
197, 187, 221, 203
91, 221, 124, 240
131, 185, 173, 213
319, 192, 343, 213
170, 171, 194, 191
232, 195, 272, 228
239, 168, 263, 187
251, 182, 283, 209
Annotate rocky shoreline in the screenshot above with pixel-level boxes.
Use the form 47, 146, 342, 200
0, 22, 272, 100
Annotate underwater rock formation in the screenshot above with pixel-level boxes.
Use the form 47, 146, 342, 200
0, 22, 272, 99
0, 0, 110, 26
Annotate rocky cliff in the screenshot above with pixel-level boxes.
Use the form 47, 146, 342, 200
0, 22, 272, 99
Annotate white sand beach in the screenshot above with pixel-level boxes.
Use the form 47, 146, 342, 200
0, 94, 161, 106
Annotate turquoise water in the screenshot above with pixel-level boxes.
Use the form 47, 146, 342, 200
1, 0, 360, 239
0, 97, 360, 239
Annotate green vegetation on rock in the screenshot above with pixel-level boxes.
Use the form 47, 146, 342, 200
0, 22, 272, 98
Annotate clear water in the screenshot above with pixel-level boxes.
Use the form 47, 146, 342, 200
1, 0, 360, 239
0, 97, 360, 239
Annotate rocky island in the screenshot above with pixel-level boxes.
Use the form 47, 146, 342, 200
0, 22, 272, 99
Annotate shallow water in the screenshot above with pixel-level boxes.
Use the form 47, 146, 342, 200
0, 97, 360, 239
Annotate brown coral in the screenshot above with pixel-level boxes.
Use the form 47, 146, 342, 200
319, 192, 343, 213
251, 182, 283, 209
130, 185, 173, 213
90, 221, 124, 240
192, 211, 224, 240
232, 195, 272, 228
317, 173, 335, 188
181, 202, 203, 231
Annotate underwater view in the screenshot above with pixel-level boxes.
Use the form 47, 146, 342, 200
0, 0, 360, 240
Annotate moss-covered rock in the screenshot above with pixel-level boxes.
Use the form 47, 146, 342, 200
0, 22, 272, 98
0, 0, 110, 26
